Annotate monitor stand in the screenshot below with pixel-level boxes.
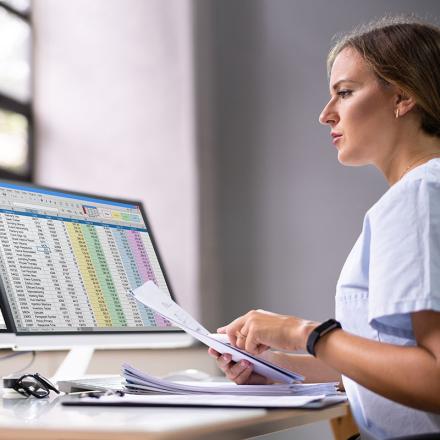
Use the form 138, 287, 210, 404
0, 333, 15, 349
51, 346, 95, 382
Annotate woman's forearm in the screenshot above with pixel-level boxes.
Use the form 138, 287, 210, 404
315, 329, 440, 412
262, 351, 341, 383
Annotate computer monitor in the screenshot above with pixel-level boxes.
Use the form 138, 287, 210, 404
0, 181, 193, 353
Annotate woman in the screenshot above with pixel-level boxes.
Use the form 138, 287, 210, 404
208, 17, 440, 440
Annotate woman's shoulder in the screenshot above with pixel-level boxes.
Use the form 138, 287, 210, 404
367, 158, 440, 220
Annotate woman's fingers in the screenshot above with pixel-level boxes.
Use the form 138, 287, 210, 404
216, 353, 233, 372
218, 315, 247, 347
235, 331, 246, 349
211, 352, 250, 381
207, 348, 272, 385
229, 360, 253, 384
224, 358, 270, 385
208, 349, 238, 374
208, 348, 220, 358
219, 310, 313, 354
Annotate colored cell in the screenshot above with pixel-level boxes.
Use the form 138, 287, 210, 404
112, 229, 156, 326
65, 222, 112, 327
126, 230, 168, 327
81, 224, 127, 326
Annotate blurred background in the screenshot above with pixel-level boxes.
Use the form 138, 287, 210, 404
1, 0, 440, 438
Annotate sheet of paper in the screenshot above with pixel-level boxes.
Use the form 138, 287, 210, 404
133, 281, 210, 335
132, 282, 304, 384
70, 393, 336, 408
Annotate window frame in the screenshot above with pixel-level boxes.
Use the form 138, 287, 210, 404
0, 0, 33, 182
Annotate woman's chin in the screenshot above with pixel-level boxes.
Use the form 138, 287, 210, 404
337, 150, 365, 167
337, 150, 351, 165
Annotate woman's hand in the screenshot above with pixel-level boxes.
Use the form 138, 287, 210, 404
218, 309, 319, 355
208, 348, 273, 385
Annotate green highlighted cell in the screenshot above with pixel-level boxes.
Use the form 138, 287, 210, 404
81, 224, 127, 326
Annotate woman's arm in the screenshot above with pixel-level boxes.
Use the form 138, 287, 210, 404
263, 351, 341, 383
315, 310, 440, 412
220, 309, 440, 412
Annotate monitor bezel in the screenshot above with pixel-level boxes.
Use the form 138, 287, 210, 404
0, 179, 184, 336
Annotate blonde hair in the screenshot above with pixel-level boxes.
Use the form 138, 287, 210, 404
328, 16, 440, 137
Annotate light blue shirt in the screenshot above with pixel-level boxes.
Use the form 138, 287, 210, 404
335, 158, 440, 439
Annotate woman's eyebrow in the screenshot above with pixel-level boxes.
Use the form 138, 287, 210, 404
331, 79, 360, 91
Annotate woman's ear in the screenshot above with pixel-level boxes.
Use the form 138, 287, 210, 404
395, 90, 417, 117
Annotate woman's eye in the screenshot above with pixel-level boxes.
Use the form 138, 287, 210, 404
337, 90, 352, 98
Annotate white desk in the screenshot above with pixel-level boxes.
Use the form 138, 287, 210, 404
0, 347, 354, 439
0, 393, 348, 440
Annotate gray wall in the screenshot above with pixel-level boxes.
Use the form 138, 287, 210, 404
199, 0, 440, 331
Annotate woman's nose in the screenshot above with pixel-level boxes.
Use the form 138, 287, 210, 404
319, 101, 338, 126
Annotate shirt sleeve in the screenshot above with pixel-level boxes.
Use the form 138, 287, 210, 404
368, 177, 440, 339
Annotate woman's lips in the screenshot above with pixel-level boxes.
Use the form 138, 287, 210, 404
331, 133, 343, 145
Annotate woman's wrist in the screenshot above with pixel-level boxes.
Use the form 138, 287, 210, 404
307, 319, 342, 357
302, 320, 322, 351
287, 318, 321, 352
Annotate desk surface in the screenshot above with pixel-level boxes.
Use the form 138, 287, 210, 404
0, 347, 351, 439
0, 393, 348, 440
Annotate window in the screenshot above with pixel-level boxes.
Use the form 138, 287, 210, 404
0, 0, 32, 181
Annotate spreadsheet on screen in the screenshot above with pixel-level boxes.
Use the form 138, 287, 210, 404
0, 183, 174, 333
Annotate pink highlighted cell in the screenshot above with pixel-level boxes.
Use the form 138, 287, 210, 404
126, 230, 168, 326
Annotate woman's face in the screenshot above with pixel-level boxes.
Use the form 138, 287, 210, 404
319, 47, 397, 167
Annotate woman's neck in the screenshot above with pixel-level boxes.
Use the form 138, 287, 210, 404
380, 131, 440, 186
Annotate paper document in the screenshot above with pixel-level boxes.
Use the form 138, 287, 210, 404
134, 280, 210, 335
63, 393, 349, 408
122, 363, 339, 396
132, 281, 304, 383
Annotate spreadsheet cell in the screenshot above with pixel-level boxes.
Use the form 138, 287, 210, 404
0, 184, 174, 333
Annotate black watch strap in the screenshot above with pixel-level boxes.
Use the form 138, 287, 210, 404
306, 319, 342, 357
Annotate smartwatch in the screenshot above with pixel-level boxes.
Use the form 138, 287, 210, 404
306, 319, 341, 357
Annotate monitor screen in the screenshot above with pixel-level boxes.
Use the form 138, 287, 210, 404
0, 181, 178, 335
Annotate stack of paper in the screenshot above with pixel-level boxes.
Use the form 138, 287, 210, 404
122, 364, 339, 397
132, 281, 304, 384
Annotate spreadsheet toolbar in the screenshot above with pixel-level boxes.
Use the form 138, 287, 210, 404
0, 183, 173, 333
